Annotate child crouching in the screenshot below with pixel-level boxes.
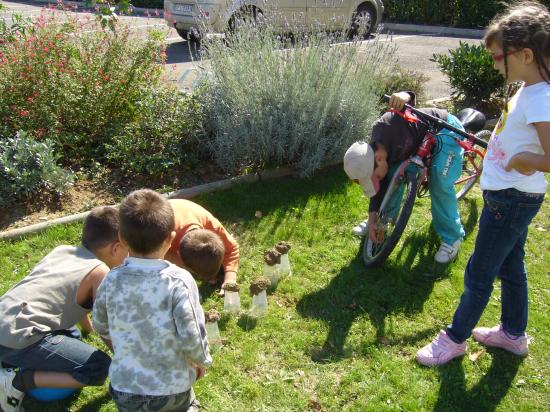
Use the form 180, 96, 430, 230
93, 189, 211, 411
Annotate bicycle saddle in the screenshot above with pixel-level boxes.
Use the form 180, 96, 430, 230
456, 108, 486, 133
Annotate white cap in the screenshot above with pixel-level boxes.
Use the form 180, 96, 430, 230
343, 141, 377, 197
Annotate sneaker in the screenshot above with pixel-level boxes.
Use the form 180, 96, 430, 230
416, 330, 467, 367
0, 368, 24, 411
434, 240, 462, 264
352, 219, 369, 237
472, 325, 530, 356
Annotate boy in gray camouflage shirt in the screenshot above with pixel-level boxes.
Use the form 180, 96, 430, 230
93, 189, 212, 412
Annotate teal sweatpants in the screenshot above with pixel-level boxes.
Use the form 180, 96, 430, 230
385, 114, 465, 245
428, 113, 465, 244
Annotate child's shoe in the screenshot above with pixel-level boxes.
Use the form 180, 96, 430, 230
434, 240, 461, 264
352, 219, 369, 237
416, 330, 467, 366
0, 368, 25, 411
472, 325, 530, 356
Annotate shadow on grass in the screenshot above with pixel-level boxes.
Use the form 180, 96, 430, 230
77, 391, 113, 412
237, 313, 258, 331
297, 228, 450, 363
434, 349, 523, 412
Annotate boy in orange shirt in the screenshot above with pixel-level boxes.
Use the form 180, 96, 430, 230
164, 199, 239, 291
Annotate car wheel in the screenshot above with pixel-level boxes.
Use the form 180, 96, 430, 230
349, 4, 376, 40
228, 6, 264, 34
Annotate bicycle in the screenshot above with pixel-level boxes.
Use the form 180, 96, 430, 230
362, 96, 490, 268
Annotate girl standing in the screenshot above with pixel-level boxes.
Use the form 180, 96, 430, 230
416, 1, 550, 366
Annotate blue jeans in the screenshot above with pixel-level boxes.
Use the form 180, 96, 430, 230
0, 329, 110, 386
446, 188, 544, 343
110, 386, 196, 412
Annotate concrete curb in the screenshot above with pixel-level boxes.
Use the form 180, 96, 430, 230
383, 23, 484, 39
0, 165, 308, 241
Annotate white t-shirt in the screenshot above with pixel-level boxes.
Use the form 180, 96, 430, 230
481, 81, 550, 193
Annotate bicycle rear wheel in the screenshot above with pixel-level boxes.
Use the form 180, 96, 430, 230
362, 171, 418, 267
455, 129, 491, 200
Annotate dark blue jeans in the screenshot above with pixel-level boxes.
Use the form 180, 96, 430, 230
0, 329, 110, 386
447, 188, 544, 344
110, 386, 196, 412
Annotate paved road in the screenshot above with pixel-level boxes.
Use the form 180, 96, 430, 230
2, 0, 482, 99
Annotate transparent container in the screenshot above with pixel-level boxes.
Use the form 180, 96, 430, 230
250, 290, 268, 318
223, 290, 241, 314
205, 321, 222, 350
279, 253, 292, 277
263, 263, 281, 288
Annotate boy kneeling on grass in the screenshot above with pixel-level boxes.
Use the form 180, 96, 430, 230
93, 189, 212, 412
0, 206, 128, 412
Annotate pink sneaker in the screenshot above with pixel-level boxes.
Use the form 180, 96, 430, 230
416, 330, 467, 367
472, 325, 530, 356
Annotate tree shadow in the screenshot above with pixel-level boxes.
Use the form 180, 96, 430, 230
296, 228, 449, 363
434, 349, 523, 412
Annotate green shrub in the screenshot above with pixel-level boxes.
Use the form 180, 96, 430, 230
384, 0, 550, 28
198, 24, 398, 176
0, 9, 167, 165
105, 88, 203, 178
130, 0, 163, 9
378, 67, 429, 105
431, 41, 505, 107
0, 131, 73, 207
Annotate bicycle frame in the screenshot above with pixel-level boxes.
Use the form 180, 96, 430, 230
373, 108, 488, 240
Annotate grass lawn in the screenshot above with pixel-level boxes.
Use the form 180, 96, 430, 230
1, 167, 549, 412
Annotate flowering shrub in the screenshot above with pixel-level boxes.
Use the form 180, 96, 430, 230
198, 23, 399, 176
0, 8, 168, 165
105, 88, 203, 178
0, 131, 73, 207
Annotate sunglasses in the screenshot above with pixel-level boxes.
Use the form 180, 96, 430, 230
491, 49, 519, 62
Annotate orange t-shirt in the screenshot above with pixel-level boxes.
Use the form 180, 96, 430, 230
167, 199, 239, 273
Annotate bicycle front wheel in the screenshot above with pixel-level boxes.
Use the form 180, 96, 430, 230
362, 171, 418, 267
455, 129, 491, 200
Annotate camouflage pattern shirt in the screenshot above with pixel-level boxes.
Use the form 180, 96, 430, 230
92, 257, 212, 395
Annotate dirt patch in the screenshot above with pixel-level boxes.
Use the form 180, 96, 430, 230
0, 180, 119, 231
0, 163, 229, 233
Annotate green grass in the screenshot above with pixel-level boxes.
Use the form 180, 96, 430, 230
1, 167, 549, 411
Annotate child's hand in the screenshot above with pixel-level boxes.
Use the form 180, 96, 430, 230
388, 92, 411, 111
505, 152, 537, 175
368, 212, 384, 243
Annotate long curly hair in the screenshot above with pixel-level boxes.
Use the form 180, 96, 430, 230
484, 1, 550, 107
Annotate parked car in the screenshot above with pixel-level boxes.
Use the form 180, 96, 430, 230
164, 0, 384, 41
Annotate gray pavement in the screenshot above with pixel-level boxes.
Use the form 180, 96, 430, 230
2, 0, 485, 99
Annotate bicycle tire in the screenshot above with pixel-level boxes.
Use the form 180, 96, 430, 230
362, 171, 419, 267
455, 129, 491, 200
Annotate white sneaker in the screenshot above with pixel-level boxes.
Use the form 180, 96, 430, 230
352, 219, 369, 237
435, 240, 462, 264
0, 368, 24, 411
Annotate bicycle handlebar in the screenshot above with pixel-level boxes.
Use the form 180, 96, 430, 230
383, 94, 488, 149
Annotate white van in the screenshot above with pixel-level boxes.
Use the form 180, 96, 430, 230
164, 0, 384, 40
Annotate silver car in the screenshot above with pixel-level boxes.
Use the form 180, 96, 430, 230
164, 0, 384, 40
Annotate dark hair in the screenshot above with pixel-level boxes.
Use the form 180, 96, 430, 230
179, 229, 225, 281
485, 1, 550, 87
119, 189, 175, 255
82, 206, 120, 251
